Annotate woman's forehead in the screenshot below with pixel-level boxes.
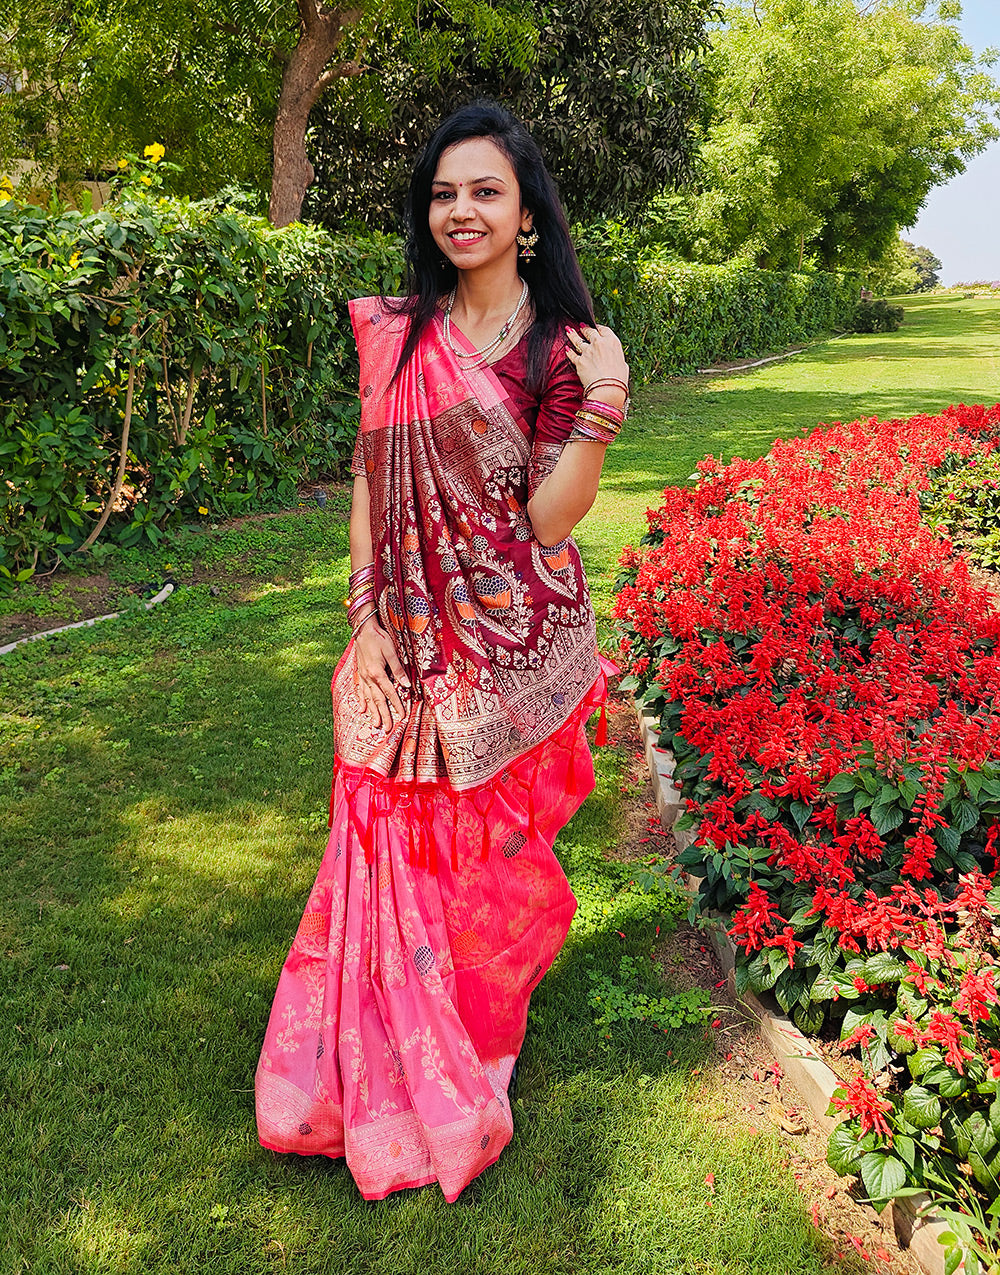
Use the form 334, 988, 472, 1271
433, 138, 517, 186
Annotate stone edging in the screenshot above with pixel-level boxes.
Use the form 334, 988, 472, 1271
636, 703, 953, 1275
0, 582, 175, 658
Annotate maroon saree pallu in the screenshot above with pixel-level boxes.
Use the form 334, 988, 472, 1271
255, 297, 613, 1201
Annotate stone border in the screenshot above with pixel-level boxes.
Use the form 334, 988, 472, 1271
636, 703, 952, 1275
0, 582, 175, 658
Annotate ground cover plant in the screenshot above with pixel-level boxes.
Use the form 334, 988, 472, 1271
614, 400, 1000, 1269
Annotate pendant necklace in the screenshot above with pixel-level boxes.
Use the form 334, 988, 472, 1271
443, 280, 529, 367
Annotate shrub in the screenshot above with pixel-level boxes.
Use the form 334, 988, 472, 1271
848, 298, 904, 333
577, 227, 858, 381
921, 450, 1000, 571
613, 402, 1000, 1242
0, 188, 402, 583
0, 188, 857, 585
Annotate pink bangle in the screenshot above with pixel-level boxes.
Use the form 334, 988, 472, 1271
581, 399, 625, 425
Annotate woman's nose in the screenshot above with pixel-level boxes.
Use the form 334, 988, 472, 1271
450, 194, 476, 221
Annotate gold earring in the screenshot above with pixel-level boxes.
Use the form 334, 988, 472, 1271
516, 227, 539, 260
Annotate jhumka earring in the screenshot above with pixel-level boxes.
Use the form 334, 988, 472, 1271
516, 227, 539, 260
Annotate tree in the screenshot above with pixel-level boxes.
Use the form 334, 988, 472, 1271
0, 0, 533, 225
306, 0, 720, 229
686, 0, 1000, 269
905, 241, 942, 290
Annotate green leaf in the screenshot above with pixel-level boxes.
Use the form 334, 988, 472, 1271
826, 1122, 865, 1176
952, 799, 981, 834
861, 952, 909, 984
902, 1085, 942, 1130
859, 1151, 907, 1204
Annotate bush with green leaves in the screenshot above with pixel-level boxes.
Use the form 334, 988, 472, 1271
0, 176, 857, 588
848, 298, 904, 334
921, 449, 1000, 571
0, 178, 402, 585
577, 229, 859, 381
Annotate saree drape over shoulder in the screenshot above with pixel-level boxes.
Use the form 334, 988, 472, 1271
255, 297, 613, 1203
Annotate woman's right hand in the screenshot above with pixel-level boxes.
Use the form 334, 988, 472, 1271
353, 618, 411, 732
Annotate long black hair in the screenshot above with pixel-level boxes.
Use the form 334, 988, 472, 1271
388, 100, 595, 395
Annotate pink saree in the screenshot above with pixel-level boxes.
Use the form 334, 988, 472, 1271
255, 297, 612, 1202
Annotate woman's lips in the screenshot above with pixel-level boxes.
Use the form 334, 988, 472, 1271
448, 230, 486, 242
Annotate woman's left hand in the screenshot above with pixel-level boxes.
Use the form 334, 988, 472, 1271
564, 325, 630, 400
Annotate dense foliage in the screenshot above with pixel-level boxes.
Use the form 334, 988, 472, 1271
1, 177, 859, 583
0, 0, 534, 221
847, 299, 904, 334
922, 450, 1000, 572
578, 236, 857, 381
308, 0, 719, 227
685, 0, 999, 270
0, 176, 402, 583
613, 402, 1000, 1258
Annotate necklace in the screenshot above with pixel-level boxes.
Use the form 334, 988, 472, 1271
443, 281, 529, 366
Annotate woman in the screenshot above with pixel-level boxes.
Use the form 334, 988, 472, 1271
255, 101, 629, 1203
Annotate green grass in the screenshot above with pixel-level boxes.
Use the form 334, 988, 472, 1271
7, 293, 996, 1274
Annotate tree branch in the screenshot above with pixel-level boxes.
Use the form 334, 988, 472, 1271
77, 361, 137, 552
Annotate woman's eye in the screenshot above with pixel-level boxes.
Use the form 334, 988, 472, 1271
432, 191, 454, 201
476, 188, 498, 198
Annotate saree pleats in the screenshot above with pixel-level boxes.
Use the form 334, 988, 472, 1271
255, 673, 606, 1201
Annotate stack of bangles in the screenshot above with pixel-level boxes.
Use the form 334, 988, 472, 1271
570, 377, 630, 444
346, 563, 378, 635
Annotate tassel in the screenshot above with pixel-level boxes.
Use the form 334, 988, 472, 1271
328, 766, 337, 829
595, 703, 608, 747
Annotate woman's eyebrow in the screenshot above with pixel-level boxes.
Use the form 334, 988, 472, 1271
431, 175, 507, 187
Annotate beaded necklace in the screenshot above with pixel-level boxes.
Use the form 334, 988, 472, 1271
443, 281, 529, 367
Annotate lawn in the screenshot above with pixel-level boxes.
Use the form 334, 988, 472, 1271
3, 293, 997, 1274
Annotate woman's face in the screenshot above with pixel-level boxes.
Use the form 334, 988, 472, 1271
428, 137, 532, 277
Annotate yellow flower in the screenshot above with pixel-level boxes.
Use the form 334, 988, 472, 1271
198, 506, 208, 515
140, 175, 152, 186
108, 311, 122, 326
144, 143, 166, 164
69, 251, 81, 268
118, 159, 129, 169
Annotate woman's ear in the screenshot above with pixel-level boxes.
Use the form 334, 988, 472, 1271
521, 209, 534, 232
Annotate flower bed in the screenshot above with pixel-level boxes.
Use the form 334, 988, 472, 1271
614, 403, 1000, 1267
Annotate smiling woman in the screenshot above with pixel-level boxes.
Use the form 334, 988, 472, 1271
253, 100, 630, 1203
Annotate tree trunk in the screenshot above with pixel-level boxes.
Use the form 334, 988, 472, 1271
269, 4, 362, 227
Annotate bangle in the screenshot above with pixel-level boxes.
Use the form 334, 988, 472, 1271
571, 419, 618, 444
347, 589, 377, 624
573, 415, 619, 441
350, 605, 378, 633
581, 399, 625, 425
583, 378, 631, 420
584, 377, 629, 397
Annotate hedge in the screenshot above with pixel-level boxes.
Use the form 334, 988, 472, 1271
577, 228, 859, 382
0, 191, 402, 582
0, 193, 857, 584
